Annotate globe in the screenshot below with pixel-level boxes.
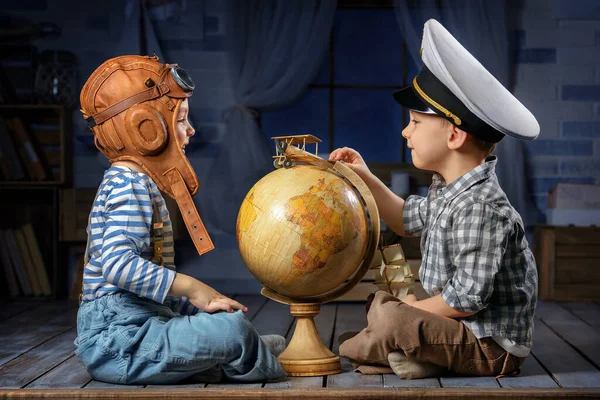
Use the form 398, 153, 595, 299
235, 142, 379, 376
237, 165, 371, 299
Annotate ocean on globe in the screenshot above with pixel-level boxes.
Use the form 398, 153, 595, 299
236, 165, 370, 299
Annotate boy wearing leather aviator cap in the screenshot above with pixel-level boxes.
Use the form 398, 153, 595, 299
331, 19, 539, 379
75, 55, 286, 385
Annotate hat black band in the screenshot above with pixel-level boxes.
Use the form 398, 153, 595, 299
413, 66, 504, 143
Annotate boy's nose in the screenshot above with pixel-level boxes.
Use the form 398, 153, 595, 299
402, 126, 410, 139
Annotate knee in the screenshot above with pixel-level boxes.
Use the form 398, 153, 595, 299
223, 311, 257, 344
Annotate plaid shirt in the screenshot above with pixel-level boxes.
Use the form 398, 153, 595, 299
403, 156, 537, 347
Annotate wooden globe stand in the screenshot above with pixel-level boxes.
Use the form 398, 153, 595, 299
261, 288, 341, 376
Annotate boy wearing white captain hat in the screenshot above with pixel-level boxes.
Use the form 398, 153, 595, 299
330, 19, 539, 379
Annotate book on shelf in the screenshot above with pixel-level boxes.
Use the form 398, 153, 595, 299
0, 232, 20, 297
0, 117, 27, 181
30, 122, 62, 181
1, 229, 32, 296
21, 223, 52, 296
14, 227, 42, 295
0, 107, 67, 183
0, 226, 52, 297
4, 116, 51, 181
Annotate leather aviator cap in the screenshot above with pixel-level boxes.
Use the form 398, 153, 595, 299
80, 55, 213, 256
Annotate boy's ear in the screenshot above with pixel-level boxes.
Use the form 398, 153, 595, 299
447, 125, 469, 150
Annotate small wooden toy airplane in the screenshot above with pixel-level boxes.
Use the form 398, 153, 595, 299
271, 134, 322, 169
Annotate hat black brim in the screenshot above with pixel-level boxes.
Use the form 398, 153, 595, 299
392, 86, 432, 112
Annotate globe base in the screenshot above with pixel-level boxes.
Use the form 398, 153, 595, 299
261, 288, 342, 376
278, 302, 341, 376
279, 355, 341, 377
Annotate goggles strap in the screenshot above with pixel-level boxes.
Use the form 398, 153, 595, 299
165, 168, 214, 256
87, 81, 169, 129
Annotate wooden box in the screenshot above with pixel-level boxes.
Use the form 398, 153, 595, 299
533, 225, 600, 301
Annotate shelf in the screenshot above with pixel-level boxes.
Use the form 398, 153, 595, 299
0, 105, 72, 186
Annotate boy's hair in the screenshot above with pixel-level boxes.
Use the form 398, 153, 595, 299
439, 117, 496, 156
472, 136, 496, 157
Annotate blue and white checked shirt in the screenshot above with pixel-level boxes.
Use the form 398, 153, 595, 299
81, 166, 198, 315
403, 156, 537, 348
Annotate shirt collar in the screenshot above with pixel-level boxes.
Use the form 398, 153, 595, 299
431, 156, 497, 201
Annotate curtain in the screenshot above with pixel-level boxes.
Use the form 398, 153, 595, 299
394, 0, 541, 228
93, 0, 167, 170
204, 0, 337, 234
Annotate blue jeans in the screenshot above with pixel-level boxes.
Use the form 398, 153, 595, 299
74, 291, 286, 384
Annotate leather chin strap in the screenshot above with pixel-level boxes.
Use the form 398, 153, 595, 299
165, 168, 214, 255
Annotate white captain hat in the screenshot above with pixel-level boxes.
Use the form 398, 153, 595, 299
393, 19, 540, 143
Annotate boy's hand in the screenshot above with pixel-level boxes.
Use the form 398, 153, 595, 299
169, 273, 248, 314
329, 147, 371, 179
188, 280, 248, 314
400, 294, 418, 305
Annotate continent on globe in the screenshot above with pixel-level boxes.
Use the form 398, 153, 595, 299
285, 178, 362, 275
236, 165, 370, 298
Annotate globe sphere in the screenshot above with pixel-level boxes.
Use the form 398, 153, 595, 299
236, 165, 371, 299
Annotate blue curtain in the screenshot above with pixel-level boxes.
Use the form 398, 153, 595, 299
204, 0, 337, 235
394, 0, 541, 228
93, 0, 168, 170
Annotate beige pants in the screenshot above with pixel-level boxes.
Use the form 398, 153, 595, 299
339, 291, 524, 377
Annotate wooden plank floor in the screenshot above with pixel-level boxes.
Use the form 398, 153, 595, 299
1, 296, 600, 399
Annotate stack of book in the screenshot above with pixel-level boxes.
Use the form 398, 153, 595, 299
0, 115, 54, 182
0, 223, 52, 297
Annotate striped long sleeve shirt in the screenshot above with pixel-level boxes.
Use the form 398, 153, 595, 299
81, 166, 198, 315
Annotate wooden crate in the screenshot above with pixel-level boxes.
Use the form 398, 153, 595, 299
533, 225, 600, 301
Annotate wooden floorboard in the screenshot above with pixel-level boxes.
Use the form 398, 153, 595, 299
560, 302, 600, 332
3, 387, 600, 399
0, 298, 45, 321
536, 301, 600, 369
383, 374, 440, 388
497, 356, 558, 388
1, 296, 600, 397
531, 318, 600, 387
0, 301, 76, 366
83, 381, 144, 389
0, 328, 78, 389
326, 303, 383, 388
440, 375, 500, 388
25, 355, 91, 389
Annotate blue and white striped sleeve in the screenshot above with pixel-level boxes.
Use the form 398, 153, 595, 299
100, 175, 176, 304
178, 297, 199, 315
163, 296, 199, 315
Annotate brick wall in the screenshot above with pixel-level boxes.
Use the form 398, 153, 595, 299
5, 0, 599, 292
2, 0, 254, 293
509, 0, 600, 218
3, 0, 233, 188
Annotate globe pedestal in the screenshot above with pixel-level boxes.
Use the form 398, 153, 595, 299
278, 303, 341, 376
